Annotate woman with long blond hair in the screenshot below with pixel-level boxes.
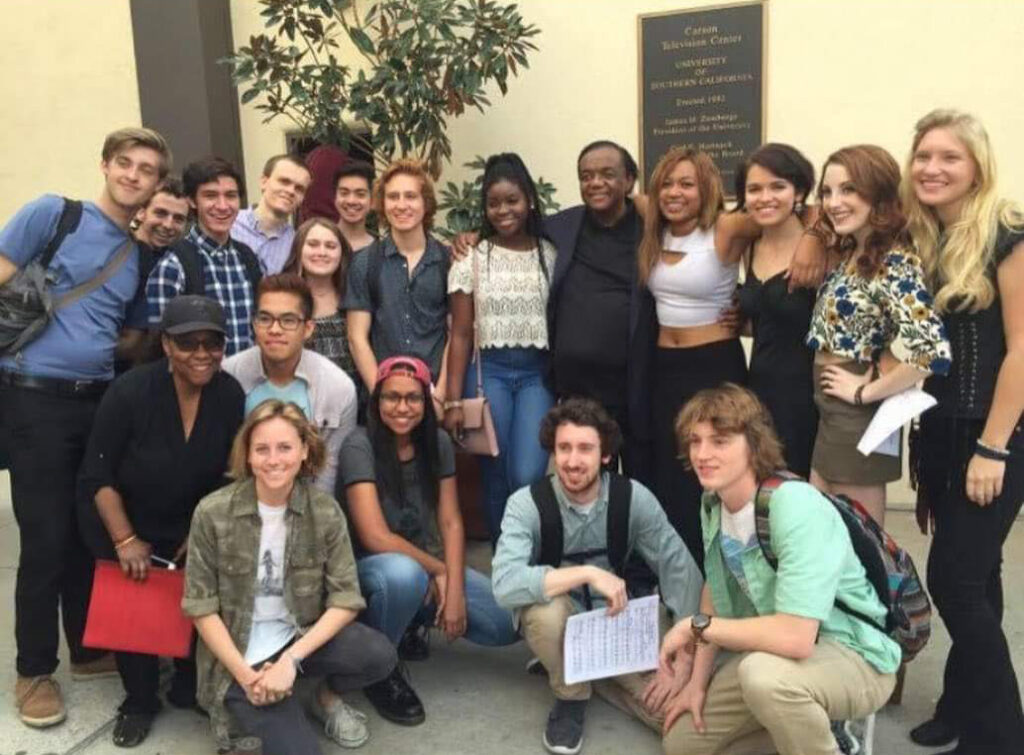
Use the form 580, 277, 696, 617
804, 145, 950, 525
638, 147, 758, 567
902, 110, 1024, 753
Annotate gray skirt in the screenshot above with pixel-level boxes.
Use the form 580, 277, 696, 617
811, 362, 902, 484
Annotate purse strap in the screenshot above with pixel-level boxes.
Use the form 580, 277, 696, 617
52, 238, 134, 310
470, 245, 486, 398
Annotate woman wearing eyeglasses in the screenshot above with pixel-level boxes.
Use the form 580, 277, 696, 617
337, 356, 517, 726
77, 295, 245, 748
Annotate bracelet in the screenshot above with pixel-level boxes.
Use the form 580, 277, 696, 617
975, 439, 1011, 461
444, 400, 463, 411
114, 534, 138, 551
854, 384, 866, 406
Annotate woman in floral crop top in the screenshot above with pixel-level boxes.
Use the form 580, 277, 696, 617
805, 145, 950, 524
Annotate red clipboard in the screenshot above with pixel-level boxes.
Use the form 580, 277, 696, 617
83, 560, 194, 658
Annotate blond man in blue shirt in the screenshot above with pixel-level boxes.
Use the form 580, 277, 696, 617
659, 383, 898, 755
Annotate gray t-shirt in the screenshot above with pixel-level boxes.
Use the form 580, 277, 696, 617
338, 426, 455, 557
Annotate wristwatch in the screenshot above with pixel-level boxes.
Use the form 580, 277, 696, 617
691, 613, 712, 645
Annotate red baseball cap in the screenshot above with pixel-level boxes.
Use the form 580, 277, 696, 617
376, 355, 432, 389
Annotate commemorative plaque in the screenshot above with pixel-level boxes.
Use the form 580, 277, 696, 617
638, 1, 765, 194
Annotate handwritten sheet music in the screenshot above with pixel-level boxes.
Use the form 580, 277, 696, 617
858, 387, 937, 457
563, 595, 660, 685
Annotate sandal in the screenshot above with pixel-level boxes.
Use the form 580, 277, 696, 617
112, 711, 156, 748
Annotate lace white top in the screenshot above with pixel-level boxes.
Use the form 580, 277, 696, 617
448, 239, 557, 349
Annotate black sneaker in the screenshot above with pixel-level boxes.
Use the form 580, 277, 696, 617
398, 625, 430, 662
363, 666, 425, 726
543, 699, 586, 755
831, 720, 860, 755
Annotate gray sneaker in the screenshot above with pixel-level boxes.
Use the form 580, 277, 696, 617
831, 720, 861, 755
543, 699, 587, 755
309, 686, 370, 749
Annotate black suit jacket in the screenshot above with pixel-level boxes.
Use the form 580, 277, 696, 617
543, 203, 657, 473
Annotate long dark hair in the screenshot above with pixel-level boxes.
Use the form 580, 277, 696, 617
366, 376, 442, 510
478, 152, 550, 283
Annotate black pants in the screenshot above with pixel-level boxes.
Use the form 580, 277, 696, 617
224, 622, 396, 755
1, 386, 105, 677
103, 539, 195, 715
921, 417, 1024, 754
651, 340, 747, 572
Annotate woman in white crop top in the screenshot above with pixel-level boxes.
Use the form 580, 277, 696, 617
636, 147, 757, 568
445, 153, 557, 542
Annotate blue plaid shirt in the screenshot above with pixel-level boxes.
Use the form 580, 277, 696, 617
146, 225, 256, 355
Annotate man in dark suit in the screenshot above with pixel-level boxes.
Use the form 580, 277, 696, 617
544, 140, 656, 484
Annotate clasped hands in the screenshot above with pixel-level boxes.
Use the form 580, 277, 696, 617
240, 653, 297, 707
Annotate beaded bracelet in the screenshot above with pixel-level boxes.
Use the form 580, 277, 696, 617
975, 439, 1011, 461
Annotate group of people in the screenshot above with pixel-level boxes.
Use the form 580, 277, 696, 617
0, 105, 1020, 755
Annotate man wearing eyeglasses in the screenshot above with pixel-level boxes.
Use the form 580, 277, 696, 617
222, 273, 357, 495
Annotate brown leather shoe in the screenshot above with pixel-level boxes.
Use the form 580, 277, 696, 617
15, 675, 66, 728
71, 653, 118, 681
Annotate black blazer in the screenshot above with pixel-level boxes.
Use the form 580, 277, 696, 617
543, 203, 658, 463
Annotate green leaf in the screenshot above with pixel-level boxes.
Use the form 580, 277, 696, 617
348, 26, 376, 54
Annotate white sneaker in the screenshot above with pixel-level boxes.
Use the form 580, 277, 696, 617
308, 686, 370, 749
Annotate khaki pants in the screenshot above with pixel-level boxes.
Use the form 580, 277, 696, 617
662, 639, 896, 755
520, 595, 663, 731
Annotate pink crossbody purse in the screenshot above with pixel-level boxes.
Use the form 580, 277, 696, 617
455, 247, 499, 457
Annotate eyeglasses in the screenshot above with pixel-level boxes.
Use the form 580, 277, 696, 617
380, 391, 425, 407
171, 333, 226, 353
253, 312, 306, 331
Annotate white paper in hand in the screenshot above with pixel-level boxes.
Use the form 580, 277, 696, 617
563, 594, 660, 685
858, 387, 937, 457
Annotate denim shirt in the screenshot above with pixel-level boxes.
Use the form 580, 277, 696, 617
182, 478, 365, 748
700, 480, 901, 674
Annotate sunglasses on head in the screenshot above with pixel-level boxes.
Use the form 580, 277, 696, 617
171, 332, 226, 353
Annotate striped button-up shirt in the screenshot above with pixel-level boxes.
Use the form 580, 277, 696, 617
146, 226, 257, 355
230, 207, 296, 274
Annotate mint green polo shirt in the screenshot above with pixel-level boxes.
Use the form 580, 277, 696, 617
701, 480, 901, 674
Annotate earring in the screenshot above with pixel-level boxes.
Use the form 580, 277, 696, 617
793, 200, 805, 215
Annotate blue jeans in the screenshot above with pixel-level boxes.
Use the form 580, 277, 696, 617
357, 552, 518, 647
466, 347, 554, 541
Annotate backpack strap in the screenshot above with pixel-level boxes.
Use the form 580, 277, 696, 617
234, 241, 264, 293
171, 240, 205, 296
530, 476, 563, 569
606, 472, 633, 577
753, 470, 802, 570
39, 198, 83, 270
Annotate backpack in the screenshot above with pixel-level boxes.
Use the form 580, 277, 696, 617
530, 472, 634, 609
0, 198, 82, 355
172, 238, 262, 297
754, 471, 931, 662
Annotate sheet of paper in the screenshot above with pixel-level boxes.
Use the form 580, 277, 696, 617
563, 594, 660, 685
857, 387, 937, 457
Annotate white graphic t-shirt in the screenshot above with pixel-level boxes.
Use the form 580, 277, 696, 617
720, 501, 759, 599
244, 502, 297, 664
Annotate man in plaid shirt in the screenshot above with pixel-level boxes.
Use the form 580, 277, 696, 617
146, 157, 261, 356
